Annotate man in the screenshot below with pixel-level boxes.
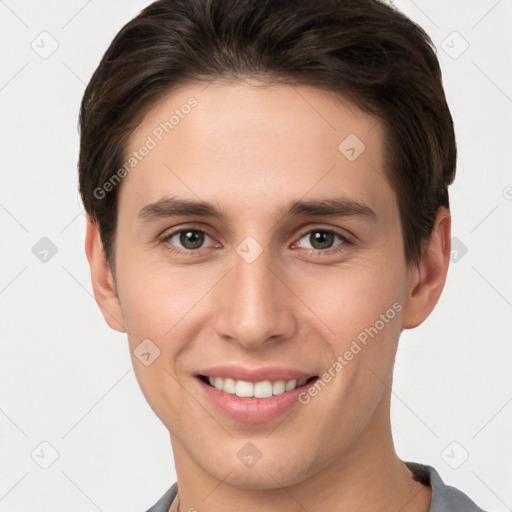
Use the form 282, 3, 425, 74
79, 0, 490, 510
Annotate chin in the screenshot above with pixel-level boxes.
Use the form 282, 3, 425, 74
199, 444, 315, 491
217, 465, 304, 491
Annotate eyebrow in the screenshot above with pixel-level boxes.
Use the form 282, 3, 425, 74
136, 196, 377, 222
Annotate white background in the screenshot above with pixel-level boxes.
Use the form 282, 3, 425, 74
1, 0, 511, 510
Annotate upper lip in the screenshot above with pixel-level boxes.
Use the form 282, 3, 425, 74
197, 365, 317, 382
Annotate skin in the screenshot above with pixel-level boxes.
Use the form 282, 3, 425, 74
85, 80, 451, 512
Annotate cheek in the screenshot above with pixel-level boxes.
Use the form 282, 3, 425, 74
118, 245, 407, 363
296, 259, 406, 336
116, 253, 193, 338
295, 260, 406, 410
119, 275, 195, 425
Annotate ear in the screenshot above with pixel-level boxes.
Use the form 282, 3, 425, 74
84, 215, 126, 333
401, 207, 451, 330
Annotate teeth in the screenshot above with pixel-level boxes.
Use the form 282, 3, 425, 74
285, 379, 297, 391
254, 380, 273, 398
272, 380, 286, 395
206, 376, 310, 397
223, 377, 236, 394
235, 380, 254, 397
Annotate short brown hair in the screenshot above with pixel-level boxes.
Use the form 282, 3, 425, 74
78, 0, 456, 268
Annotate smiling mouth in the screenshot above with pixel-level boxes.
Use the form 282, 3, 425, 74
199, 375, 317, 398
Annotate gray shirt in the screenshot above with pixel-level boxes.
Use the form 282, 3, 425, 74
145, 461, 489, 512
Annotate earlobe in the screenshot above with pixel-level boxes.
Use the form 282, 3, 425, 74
84, 215, 126, 333
401, 207, 451, 330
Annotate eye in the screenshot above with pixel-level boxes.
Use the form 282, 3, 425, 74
295, 229, 349, 253
163, 228, 217, 252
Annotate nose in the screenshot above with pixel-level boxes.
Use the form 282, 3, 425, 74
212, 242, 297, 349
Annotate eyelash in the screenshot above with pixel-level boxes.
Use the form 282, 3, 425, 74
159, 226, 352, 257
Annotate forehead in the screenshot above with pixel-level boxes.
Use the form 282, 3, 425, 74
117, 80, 395, 222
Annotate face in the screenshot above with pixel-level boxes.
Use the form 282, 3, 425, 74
92, 80, 434, 490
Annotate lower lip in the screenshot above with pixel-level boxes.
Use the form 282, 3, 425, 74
197, 377, 316, 423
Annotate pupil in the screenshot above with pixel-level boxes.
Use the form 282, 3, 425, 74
180, 230, 204, 249
311, 231, 333, 250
